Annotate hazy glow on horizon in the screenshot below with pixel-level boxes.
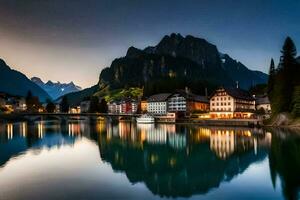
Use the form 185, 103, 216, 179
0, 0, 300, 88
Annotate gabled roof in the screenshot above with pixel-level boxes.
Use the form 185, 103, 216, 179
148, 93, 171, 102
255, 96, 270, 105
211, 87, 254, 101
170, 89, 209, 103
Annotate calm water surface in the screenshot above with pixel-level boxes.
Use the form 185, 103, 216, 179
0, 118, 299, 200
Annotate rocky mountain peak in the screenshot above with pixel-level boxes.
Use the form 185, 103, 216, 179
126, 46, 143, 58
31, 77, 82, 99
31, 77, 44, 85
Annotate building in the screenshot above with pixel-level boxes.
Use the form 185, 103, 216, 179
13, 97, 26, 112
168, 90, 209, 116
140, 100, 148, 113
69, 106, 81, 113
108, 99, 138, 114
108, 101, 118, 114
0, 96, 6, 107
209, 87, 255, 119
168, 93, 187, 113
255, 95, 271, 114
80, 100, 91, 113
147, 93, 171, 115
187, 95, 210, 113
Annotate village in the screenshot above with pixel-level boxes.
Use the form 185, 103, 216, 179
0, 85, 271, 123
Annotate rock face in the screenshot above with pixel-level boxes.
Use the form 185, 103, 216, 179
98, 33, 268, 96
31, 77, 82, 100
0, 59, 51, 102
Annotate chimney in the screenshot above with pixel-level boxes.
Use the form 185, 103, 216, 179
236, 81, 239, 89
205, 88, 208, 98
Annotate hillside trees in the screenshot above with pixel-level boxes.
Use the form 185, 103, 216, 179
269, 37, 300, 117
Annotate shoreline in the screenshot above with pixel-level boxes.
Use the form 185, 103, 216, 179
1, 113, 300, 129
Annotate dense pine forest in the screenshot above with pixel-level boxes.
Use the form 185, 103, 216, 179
268, 37, 300, 118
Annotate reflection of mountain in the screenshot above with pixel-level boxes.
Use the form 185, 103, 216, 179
0, 121, 78, 168
98, 124, 270, 197
269, 129, 300, 200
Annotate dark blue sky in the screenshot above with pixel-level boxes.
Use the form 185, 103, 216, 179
0, 0, 299, 88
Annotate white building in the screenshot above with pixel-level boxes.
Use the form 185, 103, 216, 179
147, 93, 171, 115
209, 87, 255, 119
255, 96, 271, 114
168, 93, 187, 112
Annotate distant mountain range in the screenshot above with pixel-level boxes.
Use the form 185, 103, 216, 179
31, 77, 81, 100
0, 58, 51, 102
65, 33, 268, 105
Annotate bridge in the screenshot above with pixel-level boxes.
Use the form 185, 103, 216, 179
1, 113, 142, 123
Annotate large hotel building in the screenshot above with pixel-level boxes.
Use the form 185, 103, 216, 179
209, 87, 255, 119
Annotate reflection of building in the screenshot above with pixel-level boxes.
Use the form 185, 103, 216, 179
210, 130, 235, 159
209, 128, 258, 159
97, 124, 270, 198
209, 87, 255, 119
68, 123, 82, 136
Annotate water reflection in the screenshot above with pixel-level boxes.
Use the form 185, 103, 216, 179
0, 120, 299, 199
269, 128, 300, 200
98, 123, 272, 197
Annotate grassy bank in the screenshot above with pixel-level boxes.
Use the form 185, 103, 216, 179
265, 113, 300, 127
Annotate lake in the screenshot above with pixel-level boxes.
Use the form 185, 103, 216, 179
0, 119, 299, 200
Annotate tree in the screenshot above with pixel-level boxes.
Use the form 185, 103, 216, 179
292, 86, 300, 118
26, 90, 40, 112
46, 100, 56, 113
267, 58, 276, 101
272, 37, 297, 114
60, 96, 69, 113
99, 98, 108, 113
89, 96, 100, 113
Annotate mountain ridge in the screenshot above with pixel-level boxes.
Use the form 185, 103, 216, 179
31, 77, 82, 100
64, 33, 268, 105
0, 58, 51, 102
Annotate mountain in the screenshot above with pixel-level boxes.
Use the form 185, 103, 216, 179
220, 54, 268, 89
65, 33, 268, 104
99, 34, 267, 93
31, 77, 82, 100
0, 58, 51, 102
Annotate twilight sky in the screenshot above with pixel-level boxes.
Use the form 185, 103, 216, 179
0, 0, 299, 88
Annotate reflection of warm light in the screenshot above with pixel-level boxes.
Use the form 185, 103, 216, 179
140, 132, 146, 143
97, 121, 106, 133
168, 134, 186, 149
150, 154, 158, 164
192, 127, 211, 143
210, 130, 235, 159
38, 122, 44, 138
6, 123, 13, 139
244, 130, 252, 137
254, 138, 257, 155
20, 122, 27, 137
118, 122, 131, 139
68, 123, 81, 136
169, 158, 177, 167
146, 127, 167, 144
